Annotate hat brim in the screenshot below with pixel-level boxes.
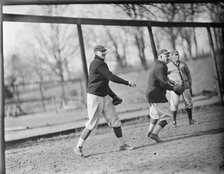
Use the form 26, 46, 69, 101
159, 51, 170, 56
165, 51, 170, 54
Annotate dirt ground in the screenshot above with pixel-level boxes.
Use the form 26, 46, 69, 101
5, 105, 224, 174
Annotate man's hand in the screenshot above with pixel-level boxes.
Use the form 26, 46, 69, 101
112, 96, 123, 105
128, 81, 136, 88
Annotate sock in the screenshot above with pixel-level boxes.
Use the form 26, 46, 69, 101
152, 124, 163, 135
80, 127, 91, 140
76, 138, 85, 148
147, 123, 155, 134
172, 111, 177, 123
186, 108, 192, 121
147, 119, 158, 134
118, 137, 125, 146
113, 126, 123, 138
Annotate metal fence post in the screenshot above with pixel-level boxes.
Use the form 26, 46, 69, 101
0, 2, 6, 174
207, 26, 223, 105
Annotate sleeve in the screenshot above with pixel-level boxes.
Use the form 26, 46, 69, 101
155, 64, 174, 91
168, 78, 175, 85
97, 63, 129, 85
108, 86, 116, 98
184, 63, 192, 86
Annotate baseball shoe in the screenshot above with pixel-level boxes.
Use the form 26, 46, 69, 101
119, 144, 134, 151
74, 146, 84, 156
189, 119, 198, 125
150, 134, 163, 143
146, 131, 152, 137
172, 121, 177, 128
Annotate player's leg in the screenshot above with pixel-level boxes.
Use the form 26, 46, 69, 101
182, 89, 196, 125
103, 96, 133, 150
75, 128, 91, 156
146, 103, 159, 137
170, 91, 180, 126
146, 118, 158, 137
150, 102, 172, 142
74, 94, 103, 156
150, 120, 168, 142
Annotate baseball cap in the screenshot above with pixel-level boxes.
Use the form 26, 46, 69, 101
94, 45, 107, 52
171, 50, 179, 56
158, 49, 170, 56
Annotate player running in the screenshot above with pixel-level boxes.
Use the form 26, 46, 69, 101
146, 49, 181, 142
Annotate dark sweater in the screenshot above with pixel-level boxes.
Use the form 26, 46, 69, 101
87, 55, 129, 98
146, 60, 174, 103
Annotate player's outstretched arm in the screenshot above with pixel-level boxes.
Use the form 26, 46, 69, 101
98, 64, 136, 87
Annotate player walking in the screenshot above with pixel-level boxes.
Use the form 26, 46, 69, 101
74, 45, 136, 156
146, 49, 180, 142
167, 50, 197, 127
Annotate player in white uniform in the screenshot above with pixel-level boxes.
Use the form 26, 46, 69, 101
167, 50, 197, 126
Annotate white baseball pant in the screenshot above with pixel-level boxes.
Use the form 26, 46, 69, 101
85, 93, 121, 130
170, 88, 193, 111
148, 102, 172, 122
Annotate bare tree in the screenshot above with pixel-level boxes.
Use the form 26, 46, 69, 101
6, 54, 32, 87
104, 26, 128, 69
204, 3, 224, 50
115, 4, 151, 70
20, 5, 80, 105
4, 54, 29, 116
28, 5, 79, 82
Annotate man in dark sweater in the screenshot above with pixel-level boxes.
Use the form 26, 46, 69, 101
146, 49, 177, 142
74, 45, 136, 156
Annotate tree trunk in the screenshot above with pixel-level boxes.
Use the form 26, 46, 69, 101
193, 28, 199, 57
135, 30, 148, 70
170, 29, 176, 50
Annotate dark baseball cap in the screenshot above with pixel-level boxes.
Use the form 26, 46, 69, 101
158, 49, 170, 56
94, 45, 107, 52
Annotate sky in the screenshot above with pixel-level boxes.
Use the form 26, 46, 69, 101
3, 6, 32, 55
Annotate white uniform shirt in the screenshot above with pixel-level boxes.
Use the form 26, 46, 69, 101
167, 61, 192, 89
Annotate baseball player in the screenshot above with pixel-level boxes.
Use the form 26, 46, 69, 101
146, 49, 180, 142
167, 50, 197, 127
74, 45, 136, 156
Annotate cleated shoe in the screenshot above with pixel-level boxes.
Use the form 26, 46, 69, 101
150, 134, 162, 143
119, 144, 134, 151
172, 121, 177, 128
189, 119, 198, 125
74, 146, 84, 156
146, 131, 152, 137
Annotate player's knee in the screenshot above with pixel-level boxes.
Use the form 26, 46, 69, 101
158, 120, 168, 128
185, 103, 193, 109
113, 126, 123, 138
150, 119, 158, 125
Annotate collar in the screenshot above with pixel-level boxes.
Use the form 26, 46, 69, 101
95, 55, 105, 62
172, 60, 180, 67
